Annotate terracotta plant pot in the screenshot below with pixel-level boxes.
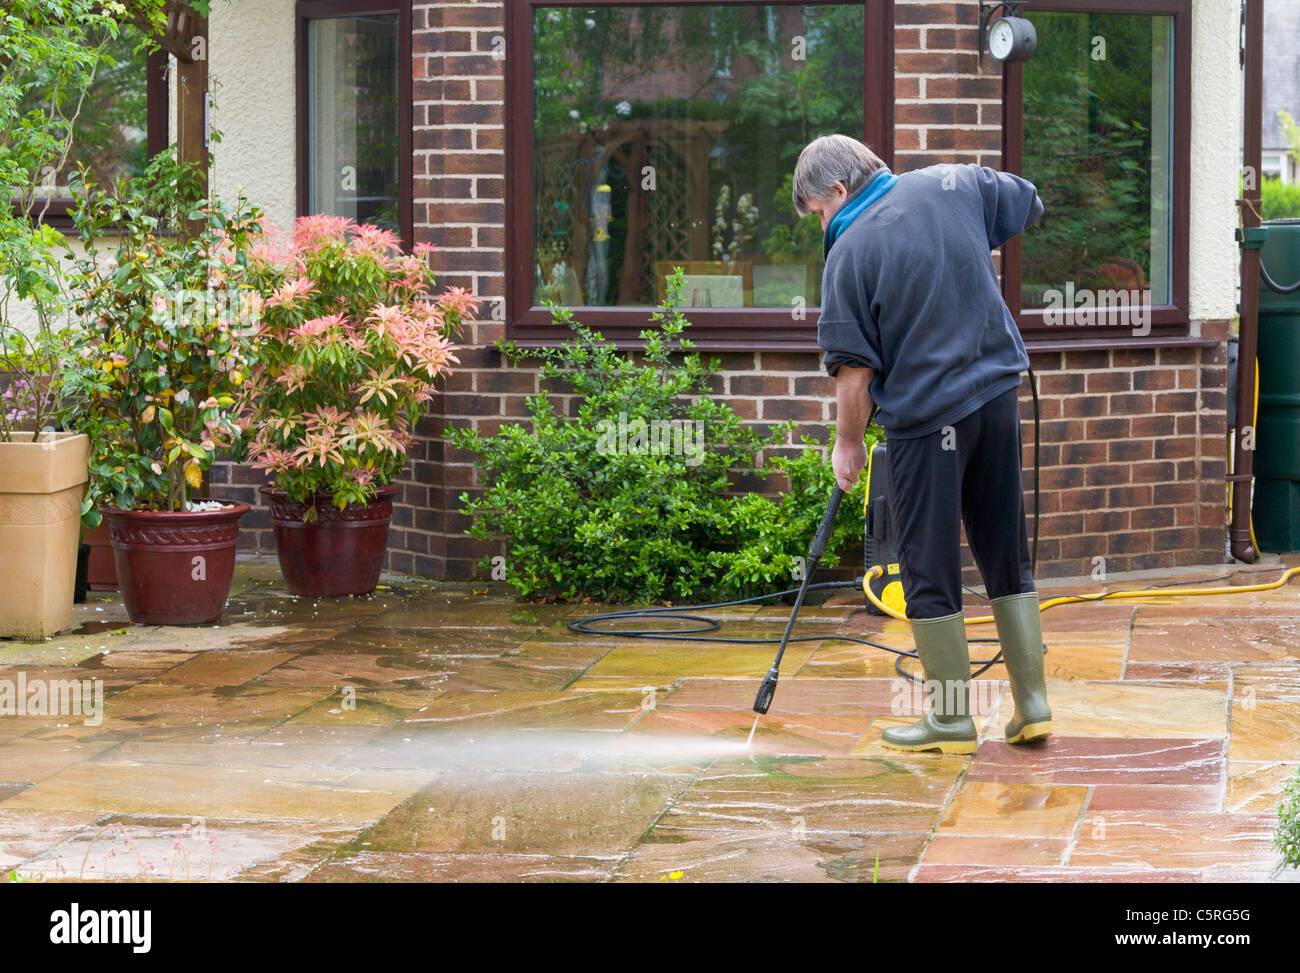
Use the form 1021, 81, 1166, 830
0, 432, 90, 639
261, 485, 399, 597
83, 519, 118, 590
105, 500, 249, 625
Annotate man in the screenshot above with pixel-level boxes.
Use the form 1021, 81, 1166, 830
793, 134, 1051, 755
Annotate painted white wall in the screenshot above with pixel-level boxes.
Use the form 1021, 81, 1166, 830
208, 0, 297, 233
1189, 0, 1244, 325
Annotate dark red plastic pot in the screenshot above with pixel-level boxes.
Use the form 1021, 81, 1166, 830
105, 501, 249, 625
260, 484, 399, 597
84, 519, 118, 591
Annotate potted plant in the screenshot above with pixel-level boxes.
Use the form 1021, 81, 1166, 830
0, 324, 90, 638
239, 215, 473, 596
63, 154, 261, 625
0, 1, 146, 634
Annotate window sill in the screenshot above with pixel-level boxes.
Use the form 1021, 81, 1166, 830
505, 332, 1221, 357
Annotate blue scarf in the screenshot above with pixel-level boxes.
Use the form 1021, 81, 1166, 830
823, 168, 899, 258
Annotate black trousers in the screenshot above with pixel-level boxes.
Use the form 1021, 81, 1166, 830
885, 383, 1036, 620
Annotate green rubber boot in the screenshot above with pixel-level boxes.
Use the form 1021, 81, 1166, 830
991, 591, 1053, 743
881, 610, 978, 755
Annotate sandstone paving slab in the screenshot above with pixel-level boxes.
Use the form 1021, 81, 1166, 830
794, 635, 917, 678
101, 739, 371, 770
16, 815, 361, 882
253, 722, 389, 750
1068, 811, 1282, 872
1231, 662, 1300, 699
404, 690, 646, 731
966, 738, 1224, 787
335, 724, 747, 776
347, 770, 692, 857
580, 644, 818, 680
564, 675, 679, 694
829, 614, 915, 638
614, 828, 927, 882
936, 780, 1089, 839
986, 681, 1227, 740
304, 850, 618, 883
284, 688, 443, 727
0, 662, 153, 696
921, 834, 1070, 868
0, 808, 106, 872
1228, 698, 1300, 762
0, 738, 116, 785
330, 727, 590, 773
251, 650, 449, 690
504, 639, 613, 667
635, 709, 869, 756
658, 755, 961, 835
369, 597, 565, 632
752, 603, 854, 624
2, 760, 436, 824
97, 651, 197, 670
1086, 785, 1222, 813
151, 651, 299, 688
650, 675, 1004, 719
1227, 761, 1299, 813
98, 683, 330, 732
1122, 661, 1232, 685
0, 641, 104, 667
993, 637, 1127, 681
913, 864, 1280, 882
325, 625, 522, 658
1129, 617, 1300, 664
1014, 601, 1134, 631
426, 658, 585, 692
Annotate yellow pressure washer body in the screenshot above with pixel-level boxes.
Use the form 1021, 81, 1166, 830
863, 443, 908, 616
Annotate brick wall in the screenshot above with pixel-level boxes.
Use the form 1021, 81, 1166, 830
212, 0, 1231, 585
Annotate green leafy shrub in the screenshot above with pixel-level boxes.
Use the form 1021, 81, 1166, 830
1262, 176, 1300, 222
1276, 765, 1300, 870
451, 270, 873, 603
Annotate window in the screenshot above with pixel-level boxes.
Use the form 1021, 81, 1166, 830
10, 27, 168, 232
1003, 0, 1190, 340
296, 1, 413, 248
507, 0, 895, 348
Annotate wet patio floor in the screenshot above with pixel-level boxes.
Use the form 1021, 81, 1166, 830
2, 555, 1298, 883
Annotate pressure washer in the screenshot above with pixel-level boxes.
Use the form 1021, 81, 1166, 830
569, 366, 1300, 719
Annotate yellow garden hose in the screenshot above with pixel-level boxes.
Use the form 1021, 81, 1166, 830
861, 562, 1300, 624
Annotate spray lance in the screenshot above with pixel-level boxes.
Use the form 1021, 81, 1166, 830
752, 484, 844, 715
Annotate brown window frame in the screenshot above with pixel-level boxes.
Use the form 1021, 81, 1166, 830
10, 48, 170, 235
1001, 0, 1193, 346
295, 0, 414, 251
505, 0, 896, 350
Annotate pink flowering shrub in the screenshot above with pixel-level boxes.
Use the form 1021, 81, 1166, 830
239, 215, 475, 509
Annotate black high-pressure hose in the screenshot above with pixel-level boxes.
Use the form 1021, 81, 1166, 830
752, 484, 844, 713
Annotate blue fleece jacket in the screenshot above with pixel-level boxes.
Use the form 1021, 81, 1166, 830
817, 163, 1044, 439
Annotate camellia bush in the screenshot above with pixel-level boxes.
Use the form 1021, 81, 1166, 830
63, 153, 262, 523
452, 271, 872, 603
238, 215, 475, 509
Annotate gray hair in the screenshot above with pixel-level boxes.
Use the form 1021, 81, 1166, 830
792, 135, 887, 216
